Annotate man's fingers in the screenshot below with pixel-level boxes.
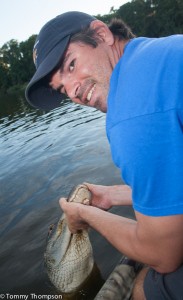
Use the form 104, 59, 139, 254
59, 197, 67, 211
83, 199, 90, 205
59, 196, 89, 233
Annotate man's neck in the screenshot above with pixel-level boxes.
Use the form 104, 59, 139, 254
111, 38, 131, 67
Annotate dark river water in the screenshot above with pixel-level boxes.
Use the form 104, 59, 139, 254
0, 93, 134, 298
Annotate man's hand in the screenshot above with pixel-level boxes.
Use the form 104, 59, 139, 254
84, 183, 113, 210
59, 198, 89, 233
85, 183, 132, 210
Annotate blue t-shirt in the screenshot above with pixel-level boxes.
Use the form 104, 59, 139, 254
106, 36, 183, 216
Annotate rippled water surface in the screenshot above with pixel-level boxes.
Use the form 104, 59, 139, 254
0, 94, 134, 297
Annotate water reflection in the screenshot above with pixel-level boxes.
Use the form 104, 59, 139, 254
0, 93, 134, 296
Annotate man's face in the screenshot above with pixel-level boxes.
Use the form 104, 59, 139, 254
49, 41, 113, 113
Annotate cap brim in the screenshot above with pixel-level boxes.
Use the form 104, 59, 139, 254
26, 82, 67, 110
25, 36, 70, 110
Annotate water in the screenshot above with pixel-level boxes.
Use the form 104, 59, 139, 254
0, 93, 134, 297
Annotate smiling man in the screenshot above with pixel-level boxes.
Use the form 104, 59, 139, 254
26, 11, 183, 300
49, 40, 111, 112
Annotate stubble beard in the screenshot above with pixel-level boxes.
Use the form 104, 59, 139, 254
95, 79, 109, 113
94, 98, 107, 113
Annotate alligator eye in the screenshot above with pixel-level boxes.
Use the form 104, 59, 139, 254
47, 223, 55, 239
49, 224, 55, 230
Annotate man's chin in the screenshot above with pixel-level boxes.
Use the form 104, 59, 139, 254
93, 100, 107, 113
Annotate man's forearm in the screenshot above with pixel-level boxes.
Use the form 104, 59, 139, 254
107, 184, 132, 206
80, 204, 144, 262
79, 204, 183, 273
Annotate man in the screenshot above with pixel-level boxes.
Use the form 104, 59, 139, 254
26, 11, 183, 299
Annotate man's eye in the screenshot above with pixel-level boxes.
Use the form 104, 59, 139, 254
69, 60, 75, 72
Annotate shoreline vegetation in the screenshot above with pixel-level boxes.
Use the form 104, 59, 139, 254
0, 0, 183, 97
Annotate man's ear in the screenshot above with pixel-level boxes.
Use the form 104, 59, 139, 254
90, 20, 114, 45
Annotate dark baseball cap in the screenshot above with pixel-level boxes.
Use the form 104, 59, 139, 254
25, 11, 96, 110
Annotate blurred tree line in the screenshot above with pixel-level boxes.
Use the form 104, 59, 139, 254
0, 0, 183, 94
97, 0, 183, 37
0, 35, 36, 94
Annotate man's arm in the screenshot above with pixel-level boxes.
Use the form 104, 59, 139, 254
134, 212, 183, 273
60, 199, 183, 274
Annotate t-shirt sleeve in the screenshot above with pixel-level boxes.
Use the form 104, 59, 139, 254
108, 108, 183, 216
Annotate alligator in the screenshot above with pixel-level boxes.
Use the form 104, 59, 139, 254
44, 184, 94, 293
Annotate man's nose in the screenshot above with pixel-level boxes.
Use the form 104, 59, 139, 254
65, 78, 81, 100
